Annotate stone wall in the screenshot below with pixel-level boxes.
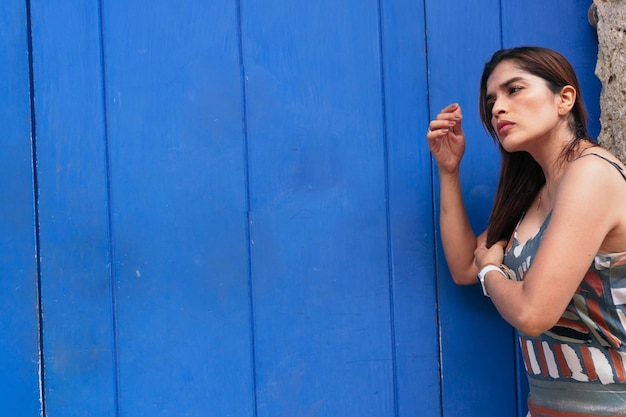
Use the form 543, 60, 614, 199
590, 0, 626, 161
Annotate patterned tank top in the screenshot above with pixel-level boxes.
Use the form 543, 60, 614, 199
503, 153, 626, 416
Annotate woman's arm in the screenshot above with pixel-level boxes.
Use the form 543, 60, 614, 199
476, 153, 626, 335
438, 170, 483, 284
427, 103, 482, 284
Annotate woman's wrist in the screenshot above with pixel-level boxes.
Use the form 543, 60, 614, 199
477, 263, 515, 297
438, 169, 461, 182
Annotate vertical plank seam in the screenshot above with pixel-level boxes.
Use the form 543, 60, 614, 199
497, 4, 525, 416
498, 1, 525, 413
499, 0, 505, 48
422, 1, 445, 415
25, 1, 46, 415
97, 1, 122, 415
376, 1, 400, 415
236, 1, 259, 416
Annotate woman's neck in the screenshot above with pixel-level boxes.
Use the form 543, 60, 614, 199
535, 136, 594, 211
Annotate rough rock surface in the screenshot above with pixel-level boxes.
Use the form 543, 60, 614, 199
592, 0, 626, 161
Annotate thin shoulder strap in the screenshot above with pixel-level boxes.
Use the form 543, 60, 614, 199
575, 152, 626, 182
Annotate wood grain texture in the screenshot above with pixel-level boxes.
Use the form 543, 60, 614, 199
242, 1, 396, 415
29, 1, 118, 415
0, 1, 42, 415
380, 0, 441, 415
101, 1, 255, 415
10, 1, 601, 416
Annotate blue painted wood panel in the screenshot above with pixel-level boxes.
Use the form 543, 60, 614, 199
29, 1, 118, 415
100, 1, 255, 415
0, 1, 42, 416
379, 0, 441, 415
242, 1, 397, 415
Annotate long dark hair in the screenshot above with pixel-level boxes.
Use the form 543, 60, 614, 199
479, 46, 594, 246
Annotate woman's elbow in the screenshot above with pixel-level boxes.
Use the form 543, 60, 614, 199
514, 310, 558, 337
450, 271, 478, 286
517, 324, 548, 338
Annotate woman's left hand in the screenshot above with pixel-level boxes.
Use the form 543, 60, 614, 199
474, 239, 507, 270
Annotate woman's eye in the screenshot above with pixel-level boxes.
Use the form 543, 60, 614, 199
509, 86, 522, 94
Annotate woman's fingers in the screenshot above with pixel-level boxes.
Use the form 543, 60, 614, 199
426, 103, 466, 171
441, 102, 460, 113
426, 124, 451, 138
435, 103, 462, 120
428, 103, 462, 135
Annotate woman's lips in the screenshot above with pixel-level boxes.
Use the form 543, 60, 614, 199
497, 121, 514, 136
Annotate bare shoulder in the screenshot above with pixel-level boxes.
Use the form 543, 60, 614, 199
567, 147, 626, 186
564, 147, 626, 252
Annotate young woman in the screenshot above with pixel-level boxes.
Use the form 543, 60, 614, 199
427, 46, 626, 416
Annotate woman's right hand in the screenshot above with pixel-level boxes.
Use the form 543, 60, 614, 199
426, 103, 465, 175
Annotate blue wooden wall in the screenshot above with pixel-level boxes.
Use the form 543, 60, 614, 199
1, 1, 599, 416
0, 1, 41, 416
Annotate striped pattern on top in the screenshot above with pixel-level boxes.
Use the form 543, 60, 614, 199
504, 154, 626, 416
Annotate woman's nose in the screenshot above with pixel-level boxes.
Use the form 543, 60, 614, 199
492, 98, 506, 115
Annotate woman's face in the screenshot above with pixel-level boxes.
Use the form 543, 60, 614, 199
485, 60, 562, 152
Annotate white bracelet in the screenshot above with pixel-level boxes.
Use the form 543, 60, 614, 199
477, 265, 507, 297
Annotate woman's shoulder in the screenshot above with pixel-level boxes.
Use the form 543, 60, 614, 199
568, 146, 626, 183
556, 145, 626, 217
559, 146, 626, 254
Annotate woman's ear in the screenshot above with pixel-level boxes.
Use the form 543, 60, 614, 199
558, 85, 577, 113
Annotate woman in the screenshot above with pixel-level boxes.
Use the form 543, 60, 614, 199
427, 46, 626, 416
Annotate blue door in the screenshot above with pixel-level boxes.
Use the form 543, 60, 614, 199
0, 2, 41, 415
2, 1, 600, 416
